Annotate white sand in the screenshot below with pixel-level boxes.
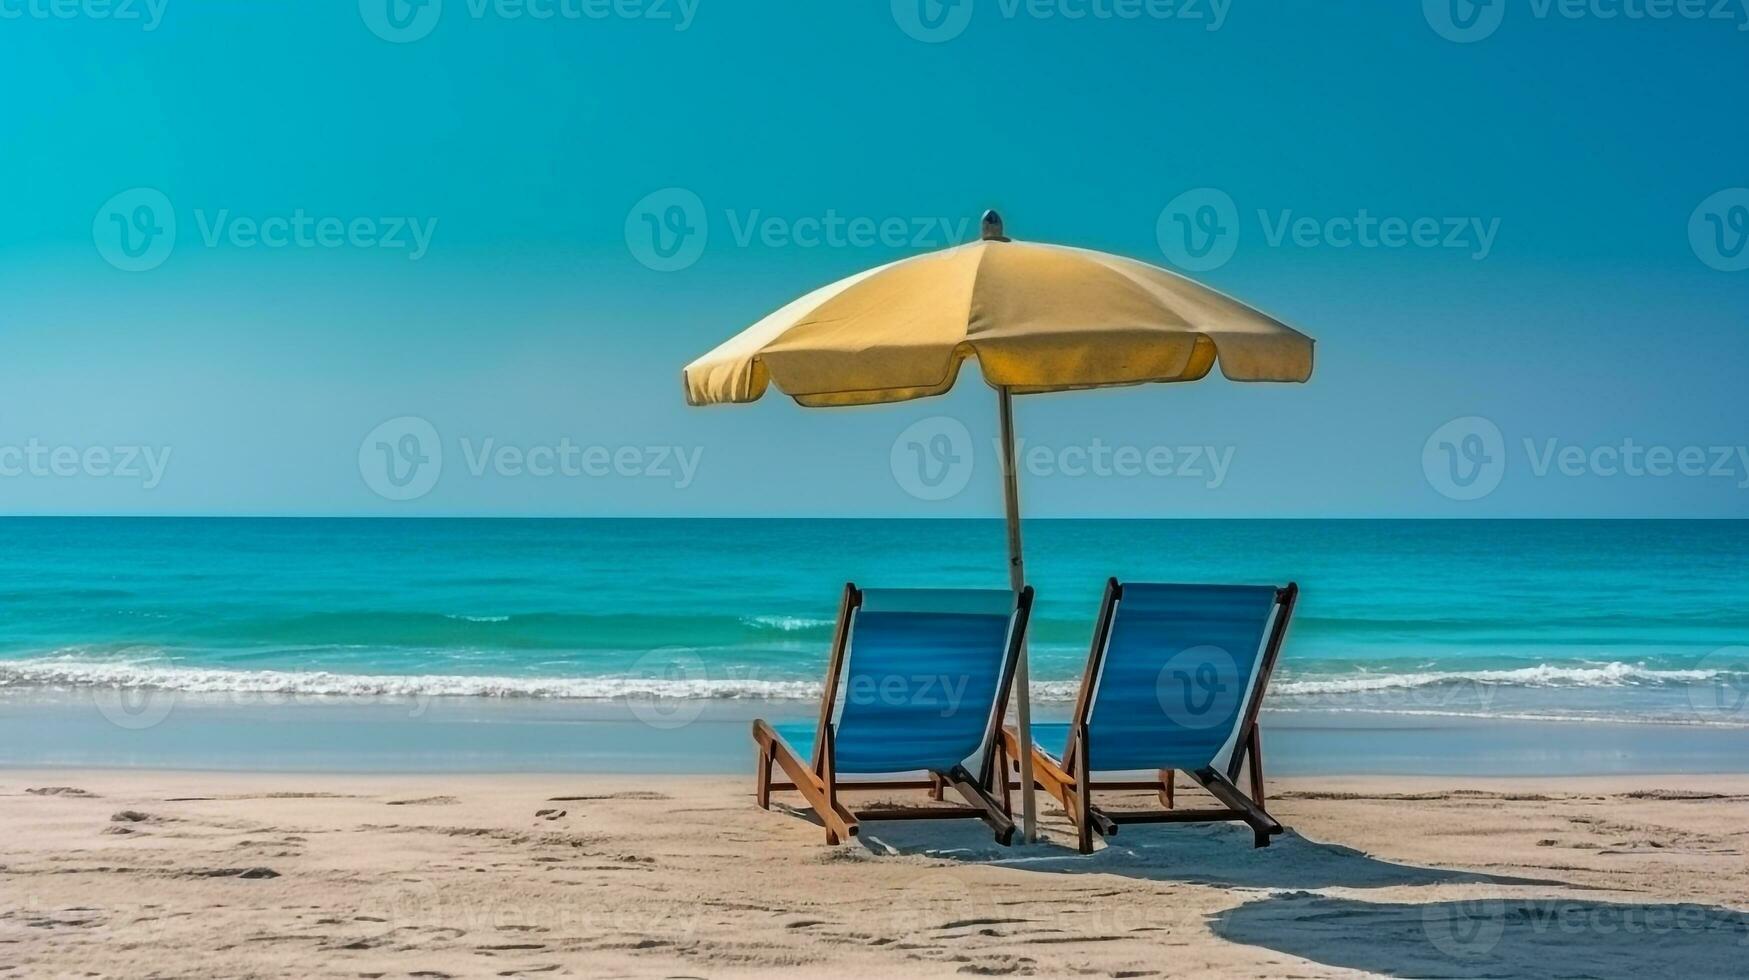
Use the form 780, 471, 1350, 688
3, 770, 1748, 978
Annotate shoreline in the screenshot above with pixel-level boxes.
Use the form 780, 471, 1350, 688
5, 690, 1749, 777
5, 769, 1749, 978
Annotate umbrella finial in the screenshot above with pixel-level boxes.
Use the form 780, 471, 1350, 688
980, 209, 1008, 242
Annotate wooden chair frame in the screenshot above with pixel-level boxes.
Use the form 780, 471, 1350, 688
1003, 579, 1299, 854
753, 582, 1034, 845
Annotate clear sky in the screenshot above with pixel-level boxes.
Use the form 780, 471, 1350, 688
2, 2, 1746, 518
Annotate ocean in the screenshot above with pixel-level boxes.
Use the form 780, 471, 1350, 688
1, 517, 1744, 736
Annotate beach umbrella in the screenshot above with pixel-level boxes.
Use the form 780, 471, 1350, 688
682, 211, 1315, 842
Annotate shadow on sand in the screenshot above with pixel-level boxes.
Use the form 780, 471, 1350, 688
841, 817, 1749, 976
854, 818, 1563, 891
1209, 893, 1749, 979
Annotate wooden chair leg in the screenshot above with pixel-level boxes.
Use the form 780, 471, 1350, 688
756, 740, 774, 810
1246, 724, 1266, 806
1073, 727, 1093, 854
1158, 769, 1175, 810
822, 724, 841, 844
946, 766, 1016, 845
752, 719, 857, 843
1189, 767, 1280, 848
993, 741, 1013, 817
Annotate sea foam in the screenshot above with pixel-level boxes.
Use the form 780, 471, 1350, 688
0, 655, 1729, 704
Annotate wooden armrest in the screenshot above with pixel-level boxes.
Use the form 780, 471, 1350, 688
752, 718, 857, 841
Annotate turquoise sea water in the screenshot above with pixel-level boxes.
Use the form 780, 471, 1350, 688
1, 518, 1746, 731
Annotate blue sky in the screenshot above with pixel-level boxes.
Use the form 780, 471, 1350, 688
1, 1, 1746, 517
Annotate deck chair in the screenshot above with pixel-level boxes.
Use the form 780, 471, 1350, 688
1005, 579, 1298, 854
752, 583, 1034, 845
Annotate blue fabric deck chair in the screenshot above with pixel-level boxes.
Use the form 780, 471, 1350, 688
1004, 579, 1299, 854
752, 584, 1034, 845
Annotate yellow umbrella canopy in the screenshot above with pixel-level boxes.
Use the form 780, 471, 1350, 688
683, 213, 1313, 408
683, 212, 1314, 844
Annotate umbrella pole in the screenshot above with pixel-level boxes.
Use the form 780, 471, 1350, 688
997, 386, 1038, 844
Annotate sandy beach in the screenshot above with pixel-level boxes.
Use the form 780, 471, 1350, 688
4, 770, 1747, 979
